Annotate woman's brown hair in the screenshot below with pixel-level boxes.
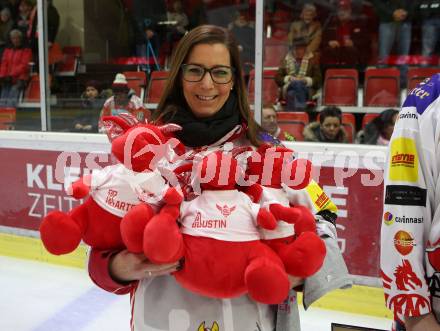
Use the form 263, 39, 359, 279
152, 24, 261, 146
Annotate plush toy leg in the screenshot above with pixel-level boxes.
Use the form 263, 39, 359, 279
163, 187, 183, 205
40, 209, 84, 255
143, 205, 184, 264
245, 245, 290, 304
278, 232, 326, 278
120, 203, 155, 253
293, 205, 317, 234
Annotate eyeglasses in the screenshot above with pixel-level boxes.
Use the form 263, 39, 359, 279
181, 64, 234, 84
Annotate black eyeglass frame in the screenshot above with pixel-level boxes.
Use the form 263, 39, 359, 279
181, 63, 235, 84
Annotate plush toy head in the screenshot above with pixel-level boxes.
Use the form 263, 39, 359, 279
197, 151, 239, 191
247, 144, 312, 190
102, 114, 185, 173
40, 114, 184, 256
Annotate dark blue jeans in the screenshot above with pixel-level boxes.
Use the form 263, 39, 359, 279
285, 80, 309, 111
422, 17, 440, 58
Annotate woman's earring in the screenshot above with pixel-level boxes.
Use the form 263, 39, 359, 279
230, 86, 233, 90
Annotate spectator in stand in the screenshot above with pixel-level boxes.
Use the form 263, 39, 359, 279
356, 108, 398, 145
275, 38, 322, 112
287, 3, 322, 56
167, 1, 189, 36
26, 0, 60, 66
321, 0, 370, 69
99, 73, 147, 129
417, 0, 440, 64
0, 7, 13, 58
14, 0, 33, 43
303, 106, 348, 143
73, 81, 112, 133
228, 7, 255, 75
261, 104, 296, 141
131, 0, 167, 66
372, 0, 416, 66
2, 0, 20, 20
0, 29, 31, 107
165, 0, 189, 55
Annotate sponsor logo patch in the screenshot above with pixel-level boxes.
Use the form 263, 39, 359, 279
389, 138, 418, 182
394, 230, 416, 255
385, 185, 427, 206
383, 211, 423, 226
305, 181, 338, 213
399, 112, 418, 120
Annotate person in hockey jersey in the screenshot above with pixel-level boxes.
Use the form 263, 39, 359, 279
381, 74, 440, 331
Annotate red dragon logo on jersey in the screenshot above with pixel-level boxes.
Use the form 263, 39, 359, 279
394, 259, 423, 290
381, 260, 431, 325
216, 204, 236, 218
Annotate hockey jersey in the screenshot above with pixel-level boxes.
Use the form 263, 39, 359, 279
381, 73, 440, 324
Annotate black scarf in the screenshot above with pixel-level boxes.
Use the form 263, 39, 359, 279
167, 94, 241, 147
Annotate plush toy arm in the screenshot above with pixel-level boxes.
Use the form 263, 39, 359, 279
257, 208, 277, 230
66, 175, 92, 199
268, 203, 301, 224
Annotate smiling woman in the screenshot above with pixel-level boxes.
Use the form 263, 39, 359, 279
87, 24, 352, 331
181, 43, 234, 118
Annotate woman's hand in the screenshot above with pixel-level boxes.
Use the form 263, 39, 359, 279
109, 249, 181, 283
405, 313, 440, 331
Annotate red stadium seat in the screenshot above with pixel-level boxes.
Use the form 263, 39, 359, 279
146, 70, 169, 104
56, 46, 81, 76
342, 113, 356, 143
323, 69, 358, 106
277, 111, 309, 123
362, 113, 380, 129
123, 71, 147, 100
342, 112, 356, 129
407, 67, 440, 91
364, 67, 400, 107
0, 107, 16, 130
21, 75, 52, 104
277, 111, 309, 141
248, 69, 279, 105
264, 41, 288, 68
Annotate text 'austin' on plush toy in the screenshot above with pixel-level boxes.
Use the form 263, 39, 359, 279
141, 150, 291, 304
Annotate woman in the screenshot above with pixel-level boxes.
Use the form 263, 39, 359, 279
88, 25, 350, 331
303, 106, 348, 143
356, 109, 398, 145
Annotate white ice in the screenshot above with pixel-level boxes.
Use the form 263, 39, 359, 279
0, 255, 392, 331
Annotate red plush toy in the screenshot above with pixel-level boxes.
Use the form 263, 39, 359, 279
246, 144, 327, 278
39, 114, 184, 255
141, 150, 291, 304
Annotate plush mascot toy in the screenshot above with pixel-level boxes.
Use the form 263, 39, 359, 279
141, 150, 291, 304
246, 144, 326, 278
39, 114, 184, 255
